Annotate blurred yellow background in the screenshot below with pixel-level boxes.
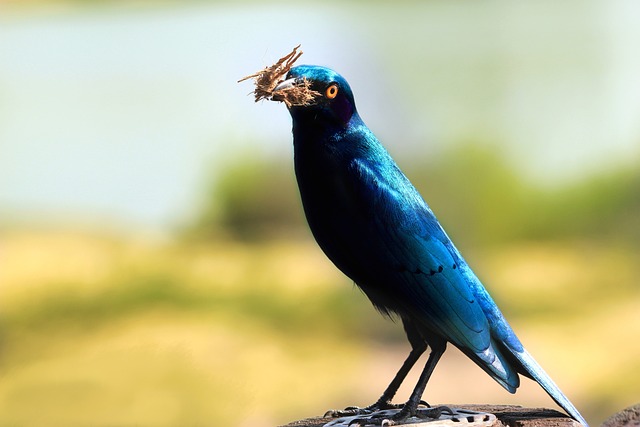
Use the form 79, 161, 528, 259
1, 1, 639, 427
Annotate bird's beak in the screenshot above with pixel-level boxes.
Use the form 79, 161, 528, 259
272, 77, 301, 103
273, 77, 300, 93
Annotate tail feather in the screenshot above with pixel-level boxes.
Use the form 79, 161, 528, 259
509, 348, 589, 427
458, 340, 520, 393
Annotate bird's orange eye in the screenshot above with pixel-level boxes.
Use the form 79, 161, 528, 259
325, 84, 339, 99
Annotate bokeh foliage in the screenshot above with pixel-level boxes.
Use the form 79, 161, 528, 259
2, 230, 639, 426
202, 141, 640, 246
193, 155, 306, 240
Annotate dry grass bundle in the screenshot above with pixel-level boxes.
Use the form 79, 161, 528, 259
238, 45, 320, 107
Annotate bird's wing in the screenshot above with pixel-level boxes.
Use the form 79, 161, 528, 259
348, 157, 519, 389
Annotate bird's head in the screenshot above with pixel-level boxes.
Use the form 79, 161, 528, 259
274, 65, 357, 126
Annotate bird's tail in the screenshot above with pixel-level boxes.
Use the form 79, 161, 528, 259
508, 347, 589, 427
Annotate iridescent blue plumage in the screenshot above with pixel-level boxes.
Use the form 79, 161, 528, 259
278, 65, 587, 426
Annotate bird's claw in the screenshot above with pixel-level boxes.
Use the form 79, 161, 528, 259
326, 398, 436, 419
325, 406, 372, 418
417, 400, 431, 408
342, 405, 454, 427
344, 412, 394, 427
415, 405, 455, 419
325, 402, 392, 418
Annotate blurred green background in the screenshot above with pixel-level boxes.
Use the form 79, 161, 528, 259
1, 1, 639, 426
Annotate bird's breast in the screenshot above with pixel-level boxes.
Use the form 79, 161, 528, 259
293, 139, 372, 274
294, 147, 355, 234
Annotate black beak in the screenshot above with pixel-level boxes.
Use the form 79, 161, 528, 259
273, 77, 300, 93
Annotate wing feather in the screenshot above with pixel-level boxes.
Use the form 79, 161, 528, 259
348, 158, 519, 388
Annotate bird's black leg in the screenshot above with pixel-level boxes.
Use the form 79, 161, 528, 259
325, 319, 428, 417
343, 337, 450, 426
390, 338, 449, 423
372, 319, 428, 410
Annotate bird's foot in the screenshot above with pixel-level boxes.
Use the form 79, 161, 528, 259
413, 405, 455, 421
324, 400, 430, 418
324, 406, 370, 418
323, 406, 497, 427
336, 405, 453, 427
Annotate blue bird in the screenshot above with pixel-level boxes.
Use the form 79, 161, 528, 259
273, 65, 588, 426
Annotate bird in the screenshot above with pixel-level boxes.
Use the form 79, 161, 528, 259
272, 65, 588, 426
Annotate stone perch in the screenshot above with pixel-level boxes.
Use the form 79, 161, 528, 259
279, 405, 582, 427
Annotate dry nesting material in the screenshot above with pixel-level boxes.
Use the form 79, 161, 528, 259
238, 45, 320, 107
